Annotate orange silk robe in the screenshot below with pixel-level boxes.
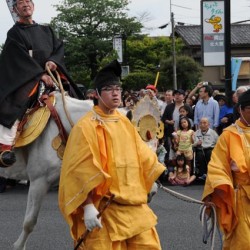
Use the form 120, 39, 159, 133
202, 120, 250, 249
59, 106, 165, 241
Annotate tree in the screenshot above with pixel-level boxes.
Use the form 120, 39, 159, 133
122, 71, 155, 91
126, 36, 172, 72
122, 36, 185, 91
160, 55, 203, 90
51, 0, 142, 87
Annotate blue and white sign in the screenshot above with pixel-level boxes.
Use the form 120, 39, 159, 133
202, 1, 225, 66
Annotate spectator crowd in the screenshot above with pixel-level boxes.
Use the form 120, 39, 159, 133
112, 82, 250, 186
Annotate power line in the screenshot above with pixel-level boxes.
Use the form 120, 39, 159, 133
232, 19, 250, 24
171, 4, 192, 10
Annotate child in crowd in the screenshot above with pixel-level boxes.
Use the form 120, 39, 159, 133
179, 104, 194, 129
168, 154, 196, 186
174, 116, 194, 169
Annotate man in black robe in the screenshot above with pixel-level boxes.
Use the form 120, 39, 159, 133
0, 0, 84, 168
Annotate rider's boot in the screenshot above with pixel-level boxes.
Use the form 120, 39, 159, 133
0, 144, 16, 168
0, 121, 18, 168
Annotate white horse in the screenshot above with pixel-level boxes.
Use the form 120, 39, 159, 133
0, 91, 94, 250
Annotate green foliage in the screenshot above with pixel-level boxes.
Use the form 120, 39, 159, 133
160, 55, 203, 90
122, 71, 155, 91
126, 36, 174, 72
122, 71, 169, 92
122, 36, 189, 91
51, 0, 142, 87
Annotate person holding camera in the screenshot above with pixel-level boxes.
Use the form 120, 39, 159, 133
187, 82, 204, 100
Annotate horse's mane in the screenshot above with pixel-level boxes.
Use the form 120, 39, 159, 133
47, 91, 93, 128
54, 91, 93, 108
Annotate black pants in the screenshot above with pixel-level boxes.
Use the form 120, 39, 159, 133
0, 176, 7, 193
195, 148, 213, 176
0, 177, 17, 193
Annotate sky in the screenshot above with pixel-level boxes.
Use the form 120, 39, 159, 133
0, 0, 250, 44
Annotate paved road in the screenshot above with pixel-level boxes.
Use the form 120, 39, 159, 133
0, 182, 222, 250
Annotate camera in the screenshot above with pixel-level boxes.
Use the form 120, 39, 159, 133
203, 81, 208, 85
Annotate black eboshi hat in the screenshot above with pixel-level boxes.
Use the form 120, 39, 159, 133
93, 60, 121, 90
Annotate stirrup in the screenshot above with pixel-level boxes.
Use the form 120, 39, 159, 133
0, 150, 16, 168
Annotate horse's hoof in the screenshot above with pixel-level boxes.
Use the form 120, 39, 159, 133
0, 150, 16, 168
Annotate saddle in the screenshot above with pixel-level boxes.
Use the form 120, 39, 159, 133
15, 94, 68, 160
15, 95, 55, 147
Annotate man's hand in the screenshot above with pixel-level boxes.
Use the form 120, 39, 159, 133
221, 117, 229, 124
40, 74, 54, 88
197, 139, 202, 146
165, 120, 174, 125
147, 182, 158, 203
83, 204, 102, 231
46, 61, 57, 71
196, 82, 203, 88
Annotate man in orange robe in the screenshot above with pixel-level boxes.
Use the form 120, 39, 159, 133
59, 60, 165, 250
202, 89, 250, 249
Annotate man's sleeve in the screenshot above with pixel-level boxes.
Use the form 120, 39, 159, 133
213, 101, 220, 128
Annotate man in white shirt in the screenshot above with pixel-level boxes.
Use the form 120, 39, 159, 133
193, 117, 219, 180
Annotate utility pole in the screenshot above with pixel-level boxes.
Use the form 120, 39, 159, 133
224, 0, 231, 98
170, 1, 177, 89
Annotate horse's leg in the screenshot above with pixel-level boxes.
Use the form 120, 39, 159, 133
13, 177, 50, 250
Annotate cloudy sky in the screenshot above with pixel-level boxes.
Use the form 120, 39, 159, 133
0, 0, 250, 44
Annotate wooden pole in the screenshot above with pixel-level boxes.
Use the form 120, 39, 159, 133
154, 72, 160, 87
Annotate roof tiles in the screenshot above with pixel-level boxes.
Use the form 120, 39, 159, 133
175, 24, 250, 47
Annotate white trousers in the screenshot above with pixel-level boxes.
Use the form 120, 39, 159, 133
0, 120, 19, 146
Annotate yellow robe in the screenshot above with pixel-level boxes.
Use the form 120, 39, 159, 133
58, 106, 165, 242
202, 120, 250, 249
